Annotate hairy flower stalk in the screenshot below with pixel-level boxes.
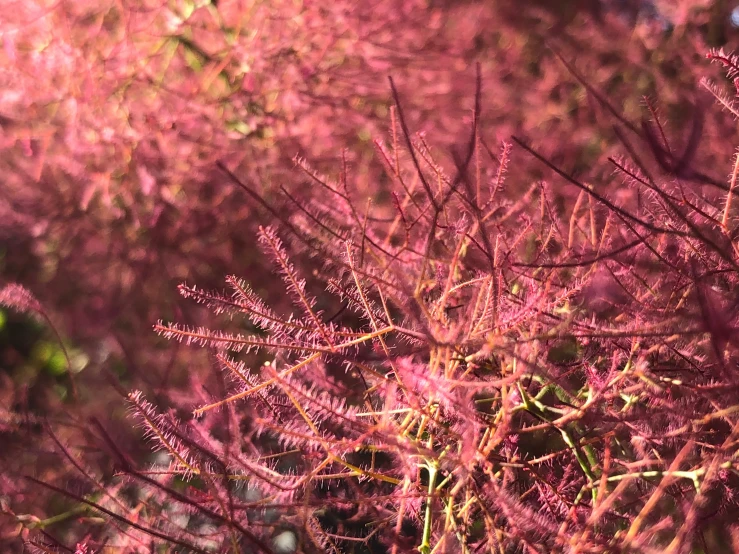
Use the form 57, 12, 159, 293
25, 47, 739, 553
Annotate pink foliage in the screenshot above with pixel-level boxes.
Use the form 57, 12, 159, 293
6, 1, 739, 553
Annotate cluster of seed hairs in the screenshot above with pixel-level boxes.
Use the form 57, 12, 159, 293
106, 55, 739, 553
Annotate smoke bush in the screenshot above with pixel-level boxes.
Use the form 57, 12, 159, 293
28, 53, 739, 552
6, 2, 739, 553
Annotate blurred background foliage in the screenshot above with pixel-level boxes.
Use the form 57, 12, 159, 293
2, 0, 739, 548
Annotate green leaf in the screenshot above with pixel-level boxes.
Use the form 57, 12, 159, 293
182, 44, 204, 72
181, 0, 195, 19
226, 120, 252, 136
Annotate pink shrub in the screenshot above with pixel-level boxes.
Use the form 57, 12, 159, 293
5, 1, 739, 552
37, 54, 739, 551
